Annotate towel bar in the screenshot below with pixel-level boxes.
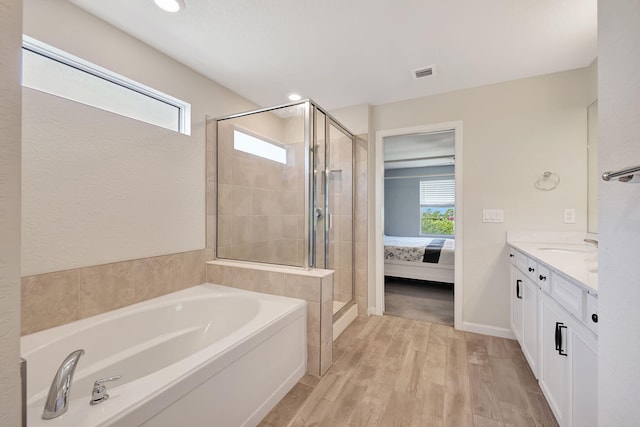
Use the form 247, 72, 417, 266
602, 165, 640, 181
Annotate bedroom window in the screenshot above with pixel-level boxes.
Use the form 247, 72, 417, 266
21, 35, 191, 135
419, 178, 455, 236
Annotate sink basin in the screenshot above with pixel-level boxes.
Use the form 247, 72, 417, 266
538, 247, 596, 254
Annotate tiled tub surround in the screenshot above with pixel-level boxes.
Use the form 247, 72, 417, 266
21, 249, 206, 335
206, 260, 333, 376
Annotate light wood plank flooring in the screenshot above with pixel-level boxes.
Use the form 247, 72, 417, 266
259, 315, 558, 427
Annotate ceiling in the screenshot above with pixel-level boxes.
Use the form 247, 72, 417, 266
69, 0, 597, 111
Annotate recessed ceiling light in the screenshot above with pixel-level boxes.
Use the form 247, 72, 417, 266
154, 0, 185, 13
288, 93, 302, 101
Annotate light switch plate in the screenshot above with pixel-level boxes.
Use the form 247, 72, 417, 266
564, 208, 576, 224
483, 209, 504, 223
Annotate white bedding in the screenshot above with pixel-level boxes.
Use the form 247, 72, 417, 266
384, 235, 455, 266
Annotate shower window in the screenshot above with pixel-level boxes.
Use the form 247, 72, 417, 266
233, 129, 287, 164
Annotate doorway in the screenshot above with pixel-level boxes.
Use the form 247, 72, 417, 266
374, 122, 463, 329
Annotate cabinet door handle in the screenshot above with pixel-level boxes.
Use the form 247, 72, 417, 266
509, 253, 514, 258
528, 267, 535, 273
516, 280, 522, 299
592, 313, 598, 323
555, 322, 568, 356
539, 274, 547, 281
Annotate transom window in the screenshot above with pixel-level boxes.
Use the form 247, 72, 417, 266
21, 35, 191, 135
233, 129, 287, 164
419, 178, 455, 236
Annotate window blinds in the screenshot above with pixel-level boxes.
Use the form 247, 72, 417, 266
419, 179, 455, 205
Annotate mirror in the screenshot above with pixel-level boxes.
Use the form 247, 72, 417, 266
587, 100, 598, 234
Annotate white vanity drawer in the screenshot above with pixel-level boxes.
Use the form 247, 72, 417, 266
551, 272, 585, 319
515, 250, 528, 271
537, 264, 551, 293
585, 293, 599, 335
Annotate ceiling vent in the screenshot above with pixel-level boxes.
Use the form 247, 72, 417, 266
412, 65, 436, 80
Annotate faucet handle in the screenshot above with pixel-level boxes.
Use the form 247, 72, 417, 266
90, 374, 122, 406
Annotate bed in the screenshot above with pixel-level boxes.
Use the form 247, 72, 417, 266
384, 235, 455, 283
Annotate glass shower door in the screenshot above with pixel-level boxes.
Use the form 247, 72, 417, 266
326, 120, 354, 317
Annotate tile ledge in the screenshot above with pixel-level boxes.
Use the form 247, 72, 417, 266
208, 259, 333, 278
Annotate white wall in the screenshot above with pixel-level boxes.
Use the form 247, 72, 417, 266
0, 0, 23, 424
22, 0, 256, 275
330, 103, 370, 135
598, 1, 640, 424
372, 69, 590, 330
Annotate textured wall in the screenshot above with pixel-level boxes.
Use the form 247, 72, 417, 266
22, 89, 205, 276
0, 0, 23, 425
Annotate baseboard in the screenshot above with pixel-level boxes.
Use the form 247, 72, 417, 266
461, 321, 515, 339
333, 304, 358, 341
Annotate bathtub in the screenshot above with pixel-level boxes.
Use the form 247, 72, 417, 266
21, 283, 307, 427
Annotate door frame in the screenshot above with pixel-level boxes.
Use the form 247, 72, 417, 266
373, 121, 463, 330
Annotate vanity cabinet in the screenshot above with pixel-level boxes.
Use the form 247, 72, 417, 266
511, 266, 539, 375
509, 246, 598, 427
539, 291, 598, 427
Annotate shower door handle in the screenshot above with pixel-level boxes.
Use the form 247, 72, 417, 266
328, 213, 333, 229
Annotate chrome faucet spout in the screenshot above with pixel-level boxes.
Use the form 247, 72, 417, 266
42, 349, 85, 420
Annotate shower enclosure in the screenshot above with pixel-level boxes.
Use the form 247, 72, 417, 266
213, 100, 355, 319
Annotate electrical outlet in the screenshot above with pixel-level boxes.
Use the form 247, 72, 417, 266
564, 208, 576, 224
483, 209, 504, 223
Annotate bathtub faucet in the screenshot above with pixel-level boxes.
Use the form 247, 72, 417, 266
42, 349, 85, 420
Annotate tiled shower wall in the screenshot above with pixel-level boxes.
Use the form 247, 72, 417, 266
216, 119, 306, 266
21, 250, 206, 335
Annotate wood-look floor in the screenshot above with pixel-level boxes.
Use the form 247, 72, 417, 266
259, 315, 558, 427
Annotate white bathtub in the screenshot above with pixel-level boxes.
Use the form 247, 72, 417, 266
21, 283, 307, 427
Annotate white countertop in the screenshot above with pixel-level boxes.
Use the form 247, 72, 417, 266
509, 241, 598, 294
